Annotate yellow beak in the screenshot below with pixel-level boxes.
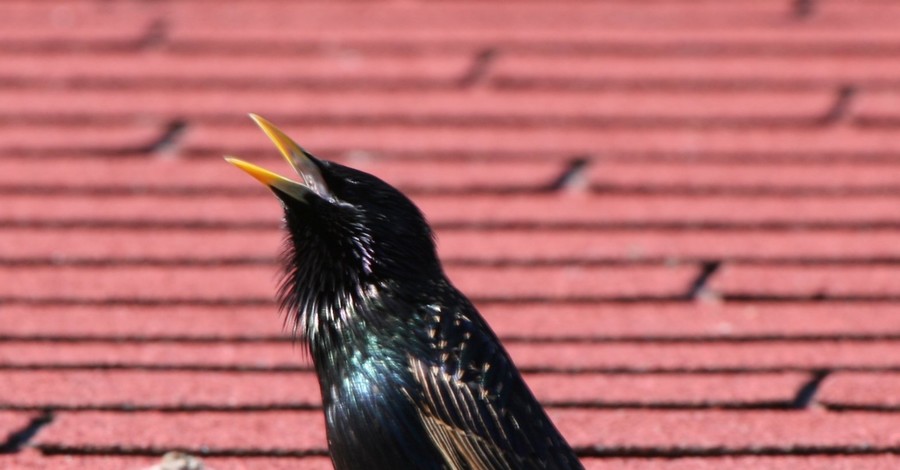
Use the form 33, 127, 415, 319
225, 114, 331, 202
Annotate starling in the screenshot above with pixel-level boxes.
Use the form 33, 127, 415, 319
226, 114, 583, 470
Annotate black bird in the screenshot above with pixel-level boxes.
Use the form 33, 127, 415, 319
227, 114, 583, 470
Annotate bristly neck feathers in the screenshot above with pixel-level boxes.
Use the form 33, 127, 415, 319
273, 166, 444, 366
274, 186, 455, 468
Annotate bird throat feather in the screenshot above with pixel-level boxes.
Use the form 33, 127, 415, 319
276, 208, 379, 351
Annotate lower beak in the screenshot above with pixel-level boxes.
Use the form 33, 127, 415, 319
225, 156, 311, 202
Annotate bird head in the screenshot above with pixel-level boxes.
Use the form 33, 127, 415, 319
226, 114, 442, 341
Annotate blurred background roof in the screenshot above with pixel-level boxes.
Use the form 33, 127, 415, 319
1, 0, 900, 468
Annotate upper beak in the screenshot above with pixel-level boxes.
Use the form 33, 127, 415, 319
225, 114, 333, 202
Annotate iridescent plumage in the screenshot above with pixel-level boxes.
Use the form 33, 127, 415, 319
228, 115, 583, 470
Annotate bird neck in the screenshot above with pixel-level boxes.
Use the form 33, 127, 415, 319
303, 284, 425, 407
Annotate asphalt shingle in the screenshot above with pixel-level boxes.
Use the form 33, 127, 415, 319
1, 0, 899, 468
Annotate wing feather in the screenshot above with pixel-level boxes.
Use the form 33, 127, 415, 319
407, 300, 583, 470
412, 359, 516, 470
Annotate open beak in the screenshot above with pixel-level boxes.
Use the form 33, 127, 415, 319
225, 114, 332, 202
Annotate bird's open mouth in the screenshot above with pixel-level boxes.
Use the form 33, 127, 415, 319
225, 114, 333, 202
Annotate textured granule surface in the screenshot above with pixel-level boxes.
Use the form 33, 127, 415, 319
0, 1, 899, 468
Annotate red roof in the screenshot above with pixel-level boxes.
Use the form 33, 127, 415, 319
2, 0, 900, 468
